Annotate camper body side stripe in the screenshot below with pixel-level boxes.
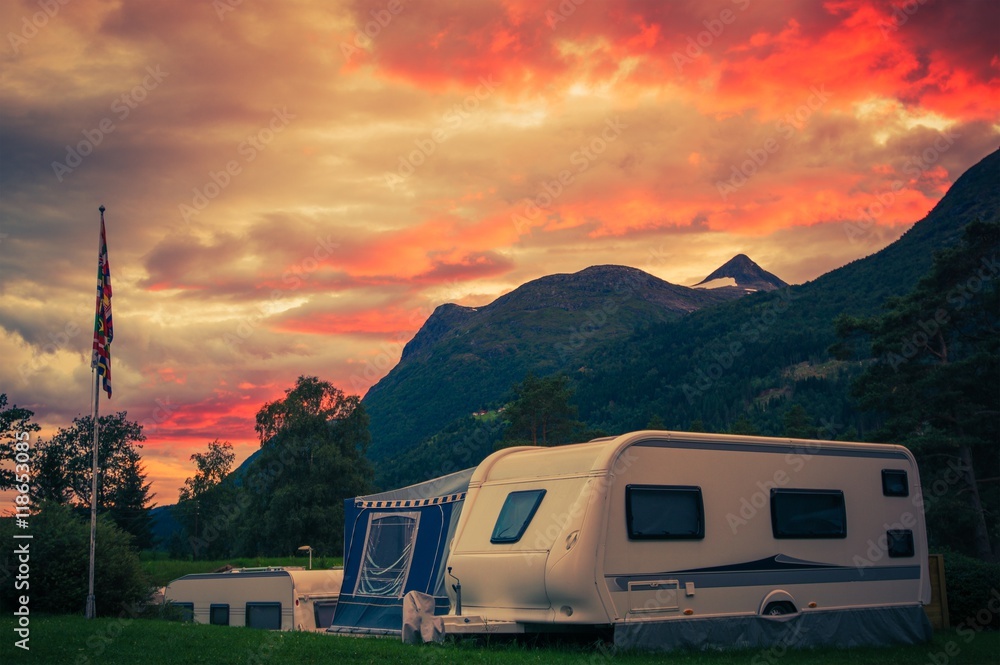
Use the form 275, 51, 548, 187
606, 565, 920, 591
634, 439, 909, 460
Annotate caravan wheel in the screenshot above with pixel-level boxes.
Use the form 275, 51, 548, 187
762, 601, 796, 616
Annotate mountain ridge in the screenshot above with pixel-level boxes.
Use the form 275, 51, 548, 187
365, 148, 999, 473
364, 257, 785, 458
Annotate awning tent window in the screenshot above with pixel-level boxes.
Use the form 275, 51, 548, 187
356, 512, 420, 597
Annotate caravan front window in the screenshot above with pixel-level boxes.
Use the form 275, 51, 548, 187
626, 485, 704, 540
356, 512, 419, 597
491, 489, 546, 543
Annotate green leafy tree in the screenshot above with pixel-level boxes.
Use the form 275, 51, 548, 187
30, 413, 154, 550
0, 394, 41, 491
834, 219, 999, 560
502, 373, 583, 446
179, 440, 235, 501
0, 502, 149, 616
177, 440, 238, 559
238, 377, 374, 556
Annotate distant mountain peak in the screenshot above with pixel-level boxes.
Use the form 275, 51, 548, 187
694, 254, 788, 292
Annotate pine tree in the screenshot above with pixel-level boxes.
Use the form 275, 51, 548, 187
834, 219, 999, 560
32, 412, 154, 550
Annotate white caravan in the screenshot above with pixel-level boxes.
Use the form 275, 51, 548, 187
441, 430, 932, 649
164, 567, 344, 631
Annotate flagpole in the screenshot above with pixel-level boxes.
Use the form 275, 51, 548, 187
86, 364, 99, 619
85, 204, 105, 620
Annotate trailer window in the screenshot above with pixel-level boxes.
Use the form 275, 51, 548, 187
357, 512, 419, 597
887, 530, 915, 558
246, 602, 282, 630
491, 489, 546, 543
626, 485, 704, 540
172, 602, 194, 622
882, 469, 909, 497
314, 601, 338, 629
770, 489, 846, 539
209, 604, 229, 626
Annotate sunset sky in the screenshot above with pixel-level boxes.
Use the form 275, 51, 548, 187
1, 0, 998, 506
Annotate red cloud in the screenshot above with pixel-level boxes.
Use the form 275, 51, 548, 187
347, 0, 997, 122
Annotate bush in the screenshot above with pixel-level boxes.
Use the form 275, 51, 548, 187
943, 551, 1000, 630
0, 502, 152, 616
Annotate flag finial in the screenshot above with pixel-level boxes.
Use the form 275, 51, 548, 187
99, 204, 106, 213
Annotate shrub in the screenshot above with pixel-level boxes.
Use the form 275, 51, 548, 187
943, 551, 1000, 630
0, 502, 152, 616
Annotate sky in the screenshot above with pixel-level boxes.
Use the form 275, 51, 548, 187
1, 0, 998, 507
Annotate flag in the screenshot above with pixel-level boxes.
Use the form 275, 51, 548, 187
92, 208, 113, 398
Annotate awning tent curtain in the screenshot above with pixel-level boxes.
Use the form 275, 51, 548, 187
357, 513, 419, 598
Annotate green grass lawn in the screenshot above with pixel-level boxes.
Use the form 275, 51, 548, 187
140, 554, 344, 587
1, 615, 997, 665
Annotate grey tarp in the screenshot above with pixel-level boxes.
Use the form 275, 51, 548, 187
614, 605, 933, 652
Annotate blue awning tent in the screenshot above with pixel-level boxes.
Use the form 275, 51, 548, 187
327, 468, 474, 635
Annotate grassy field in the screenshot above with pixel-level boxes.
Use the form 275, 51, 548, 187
140, 554, 344, 587
1, 615, 997, 665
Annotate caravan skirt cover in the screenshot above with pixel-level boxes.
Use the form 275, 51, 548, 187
614, 606, 933, 652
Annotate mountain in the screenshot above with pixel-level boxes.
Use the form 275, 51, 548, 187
693, 254, 788, 292
363, 260, 782, 460
365, 148, 999, 483
572, 148, 1000, 435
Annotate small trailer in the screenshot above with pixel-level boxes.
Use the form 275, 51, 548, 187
164, 567, 344, 631
438, 430, 933, 649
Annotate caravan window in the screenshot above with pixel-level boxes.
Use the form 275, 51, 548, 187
357, 512, 419, 597
491, 490, 546, 543
209, 604, 229, 626
887, 530, 915, 558
246, 602, 282, 629
882, 469, 909, 497
626, 485, 704, 540
313, 601, 338, 629
771, 489, 847, 539
172, 602, 194, 622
